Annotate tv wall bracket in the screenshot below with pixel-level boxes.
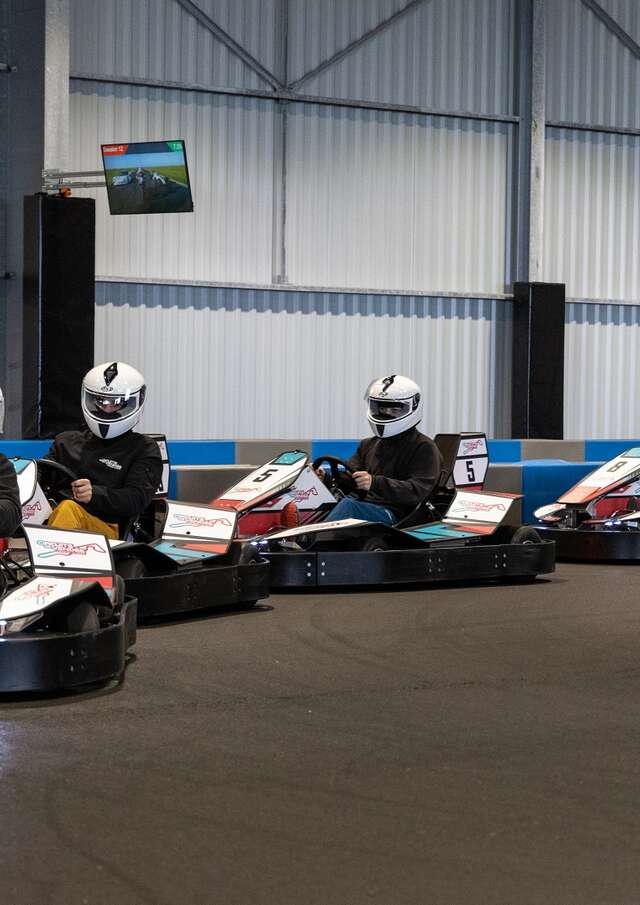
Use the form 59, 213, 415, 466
42, 169, 106, 193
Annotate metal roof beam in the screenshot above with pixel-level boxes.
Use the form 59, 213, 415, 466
580, 0, 640, 61
173, 0, 285, 91
288, 0, 430, 91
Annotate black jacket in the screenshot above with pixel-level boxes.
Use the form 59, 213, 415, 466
347, 428, 443, 516
0, 453, 23, 537
44, 429, 163, 523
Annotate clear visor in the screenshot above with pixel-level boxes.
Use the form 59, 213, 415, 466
368, 398, 413, 422
83, 389, 140, 421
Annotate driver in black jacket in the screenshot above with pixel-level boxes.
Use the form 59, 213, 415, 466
316, 375, 442, 525
43, 362, 162, 539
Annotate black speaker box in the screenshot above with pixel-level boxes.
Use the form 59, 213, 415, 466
23, 193, 95, 437
511, 281, 565, 439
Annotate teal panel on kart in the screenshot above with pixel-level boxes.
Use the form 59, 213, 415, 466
273, 451, 307, 465
405, 524, 477, 541
153, 542, 218, 562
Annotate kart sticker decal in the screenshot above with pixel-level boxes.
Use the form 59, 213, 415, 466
0, 576, 74, 620
23, 525, 115, 577
558, 451, 640, 505
266, 518, 371, 540
21, 484, 52, 525
443, 490, 518, 526
36, 540, 107, 559
214, 452, 309, 513
252, 467, 335, 513
162, 502, 237, 544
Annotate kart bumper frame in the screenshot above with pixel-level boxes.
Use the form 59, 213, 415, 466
536, 524, 640, 562
0, 596, 137, 694
264, 540, 555, 588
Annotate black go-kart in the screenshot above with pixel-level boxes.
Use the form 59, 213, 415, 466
534, 445, 640, 561
20, 451, 269, 623
1, 461, 136, 693
211, 435, 555, 590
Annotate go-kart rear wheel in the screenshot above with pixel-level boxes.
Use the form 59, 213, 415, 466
359, 536, 390, 552
64, 602, 100, 634
510, 526, 542, 545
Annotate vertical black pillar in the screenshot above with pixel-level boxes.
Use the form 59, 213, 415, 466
23, 193, 95, 438
511, 281, 565, 439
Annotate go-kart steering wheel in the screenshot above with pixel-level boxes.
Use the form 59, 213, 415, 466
36, 458, 79, 503
311, 455, 365, 499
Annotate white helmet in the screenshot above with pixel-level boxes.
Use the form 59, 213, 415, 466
81, 361, 146, 439
365, 374, 423, 438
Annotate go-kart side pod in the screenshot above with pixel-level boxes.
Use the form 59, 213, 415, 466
112, 502, 269, 620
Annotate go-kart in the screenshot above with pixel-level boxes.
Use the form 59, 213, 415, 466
31, 451, 270, 622
534, 446, 640, 560
212, 435, 555, 588
1, 458, 136, 692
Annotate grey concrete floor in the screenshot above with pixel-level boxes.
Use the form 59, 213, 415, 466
2, 562, 640, 905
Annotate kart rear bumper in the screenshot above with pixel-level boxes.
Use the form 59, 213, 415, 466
536, 525, 640, 562
0, 597, 137, 694
122, 560, 270, 620
264, 540, 555, 588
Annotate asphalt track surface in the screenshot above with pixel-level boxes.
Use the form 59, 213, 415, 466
2, 562, 640, 905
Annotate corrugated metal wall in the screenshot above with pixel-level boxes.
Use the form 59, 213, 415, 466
67, 0, 640, 439
95, 282, 512, 439
544, 127, 640, 303
566, 302, 640, 438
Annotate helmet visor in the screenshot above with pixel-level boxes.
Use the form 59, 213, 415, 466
368, 398, 413, 422
83, 389, 140, 422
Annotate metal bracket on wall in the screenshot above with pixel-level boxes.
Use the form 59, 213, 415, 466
0, 63, 17, 72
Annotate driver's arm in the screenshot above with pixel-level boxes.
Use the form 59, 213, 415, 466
0, 453, 22, 536
84, 445, 162, 521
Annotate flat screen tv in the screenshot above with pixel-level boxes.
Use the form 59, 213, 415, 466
101, 139, 194, 215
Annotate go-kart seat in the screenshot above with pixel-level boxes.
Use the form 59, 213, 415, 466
120, 433, 170, 542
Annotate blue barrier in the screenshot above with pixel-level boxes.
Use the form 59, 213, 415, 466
521, 460, 598, 523
585, 440, 640, 462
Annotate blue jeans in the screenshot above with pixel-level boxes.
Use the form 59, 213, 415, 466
329, 496, 398, 525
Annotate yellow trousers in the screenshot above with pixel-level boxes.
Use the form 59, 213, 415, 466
48, 500, 119, 540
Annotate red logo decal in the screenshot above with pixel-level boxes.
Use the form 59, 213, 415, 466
36, 540, 106, 558
169, 514, 232, 529
462, 439, 484, 454
22, 500, 42, 518
454, 500, 506, 513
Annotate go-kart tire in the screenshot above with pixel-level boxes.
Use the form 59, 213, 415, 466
359, 537, 390, 552
510, 526, 542, 545
64, 602, 100, 634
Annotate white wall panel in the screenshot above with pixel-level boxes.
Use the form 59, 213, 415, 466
95, 282, 512, 439
69, 81, 275, 283
544, 128, 640, 303
547, 0, 640, 129
286, 105, 510, 295
566, 302, 640, 438
289, 0, 515, 116
70, 0, 277, 90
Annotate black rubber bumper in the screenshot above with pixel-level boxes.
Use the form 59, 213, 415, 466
536, 525, 640, 562
0, 597, 137, 694
264, 540, 555, 588
125, 560, 271, 621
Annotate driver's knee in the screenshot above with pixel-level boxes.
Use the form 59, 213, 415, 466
48, 499, 86, 531
329, 497, 359, 521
